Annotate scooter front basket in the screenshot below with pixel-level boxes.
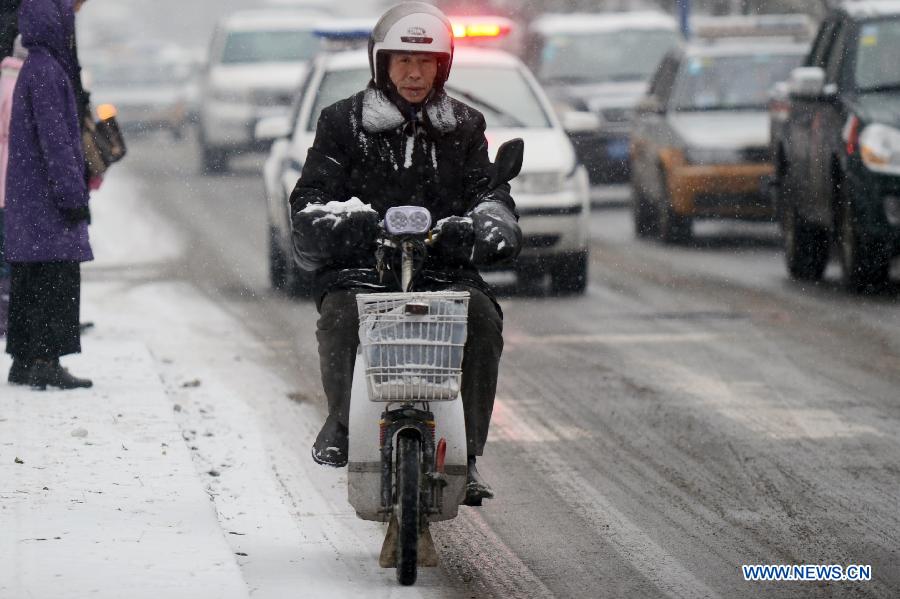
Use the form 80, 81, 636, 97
357, 291, 469, 402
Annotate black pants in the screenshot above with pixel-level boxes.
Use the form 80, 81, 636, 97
6, 262, 81, 361
317, 285, 504, 456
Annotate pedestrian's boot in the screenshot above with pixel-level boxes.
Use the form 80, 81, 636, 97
311, 415, 349, 467
463, 456, 494, 506
7, 359, 32, 385
29, 359, 92, 391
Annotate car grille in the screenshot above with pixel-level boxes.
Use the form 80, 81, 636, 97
252, 90, 294, 107
600, 107, 634, 123
694, 192, 772, 215
742, 147, 770, 164
518, 205, 583, 217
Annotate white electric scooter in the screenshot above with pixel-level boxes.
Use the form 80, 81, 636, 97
346, 139, 524, 586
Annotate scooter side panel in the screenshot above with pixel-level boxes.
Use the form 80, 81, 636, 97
348, 353, 467, 522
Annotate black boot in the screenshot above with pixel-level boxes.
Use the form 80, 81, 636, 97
29, 359, 92, 391
464, 456, 494, 506
311, 415, 348, 467
7, 359, 32, 385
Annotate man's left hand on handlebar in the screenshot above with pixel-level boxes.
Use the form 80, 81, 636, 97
432, 216, 475, 265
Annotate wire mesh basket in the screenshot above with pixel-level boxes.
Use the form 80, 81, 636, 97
357, 291, 470, 402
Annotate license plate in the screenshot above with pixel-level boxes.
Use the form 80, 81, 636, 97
759, 174, 775, 197
607, 140, 630, 160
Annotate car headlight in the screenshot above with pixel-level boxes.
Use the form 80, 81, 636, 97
860, 124, 900, 175
514, 171, 571, 194
684, 147, 745, 166
514, 167, 586, 195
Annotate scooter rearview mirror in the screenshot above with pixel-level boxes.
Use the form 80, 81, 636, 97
492, 138, 524, 187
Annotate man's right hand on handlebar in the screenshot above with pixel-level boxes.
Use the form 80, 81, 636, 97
292, 201, 380, 271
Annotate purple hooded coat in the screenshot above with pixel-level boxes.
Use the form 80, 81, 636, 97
4, 0, 91, 263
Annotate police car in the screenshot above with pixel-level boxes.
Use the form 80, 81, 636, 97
197, 10, 324, 173
259, 22, 591, 295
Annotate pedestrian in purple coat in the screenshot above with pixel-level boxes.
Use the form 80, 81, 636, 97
4, 0, 91, 389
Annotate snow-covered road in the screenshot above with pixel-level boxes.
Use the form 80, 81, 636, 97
6, 124, 900, 597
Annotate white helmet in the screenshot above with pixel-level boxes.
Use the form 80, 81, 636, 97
368, 2, 454, 90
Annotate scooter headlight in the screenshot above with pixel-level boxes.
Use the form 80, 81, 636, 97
385, 206, 432, 236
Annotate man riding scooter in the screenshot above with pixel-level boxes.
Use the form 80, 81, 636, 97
290, 2, 522, 505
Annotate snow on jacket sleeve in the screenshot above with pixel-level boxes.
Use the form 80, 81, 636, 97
31, 65, 87, 211
461, 112, 523, 267
288, 103, 353, 271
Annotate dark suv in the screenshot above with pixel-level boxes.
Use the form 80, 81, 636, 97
773, 2, 900, 290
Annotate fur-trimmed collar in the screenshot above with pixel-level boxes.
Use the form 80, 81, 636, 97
361, 87, 458, 134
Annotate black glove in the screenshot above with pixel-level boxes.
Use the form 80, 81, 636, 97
433, 216, 475, 266
291, 202, 379, 270
61, 206, 91, 225
471, 206, 521, 266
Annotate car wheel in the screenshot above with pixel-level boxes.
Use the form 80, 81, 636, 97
514, 264, 545, 293
200, 139, 228, 174
783, 205, 829, 282
632, 187, 658, 239
268, 225, 288, 291
657, 204, 692, 244
839, 197, 890, 292
550, 251, 588, 296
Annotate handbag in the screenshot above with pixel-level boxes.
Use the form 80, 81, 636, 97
82, 103, 127, 179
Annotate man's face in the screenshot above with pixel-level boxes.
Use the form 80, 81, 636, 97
388, 53, 438, 103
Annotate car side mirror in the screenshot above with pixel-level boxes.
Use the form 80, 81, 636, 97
769, 81, 789, 101
561, 110, 601, 133
636, 97, 664, 115
254, 115, 292, 142
492, 138, 524, 186
788, 67, 829, 100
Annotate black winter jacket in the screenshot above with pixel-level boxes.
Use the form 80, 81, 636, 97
290, 84, 522, 307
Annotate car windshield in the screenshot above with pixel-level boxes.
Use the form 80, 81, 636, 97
221, 30, 320, 64
537, 29, 680, 84
307, 65, 550, 131
855, 18, 900, 92
671, 52, 802, 111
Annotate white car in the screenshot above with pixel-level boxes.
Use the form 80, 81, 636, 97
198, 10, 323, 172
525, 12, 682, 185
259, 47, 591, 295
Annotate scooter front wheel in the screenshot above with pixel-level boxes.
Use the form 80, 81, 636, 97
396, 431, 421, 585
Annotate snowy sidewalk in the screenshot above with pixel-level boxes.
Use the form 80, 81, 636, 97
0, 340, 249, 599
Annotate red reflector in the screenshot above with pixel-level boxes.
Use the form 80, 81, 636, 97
435, 438, 447, 473
845, 115, 860, 156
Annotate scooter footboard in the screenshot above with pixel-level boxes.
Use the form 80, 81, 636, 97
348, 353, 467, 522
